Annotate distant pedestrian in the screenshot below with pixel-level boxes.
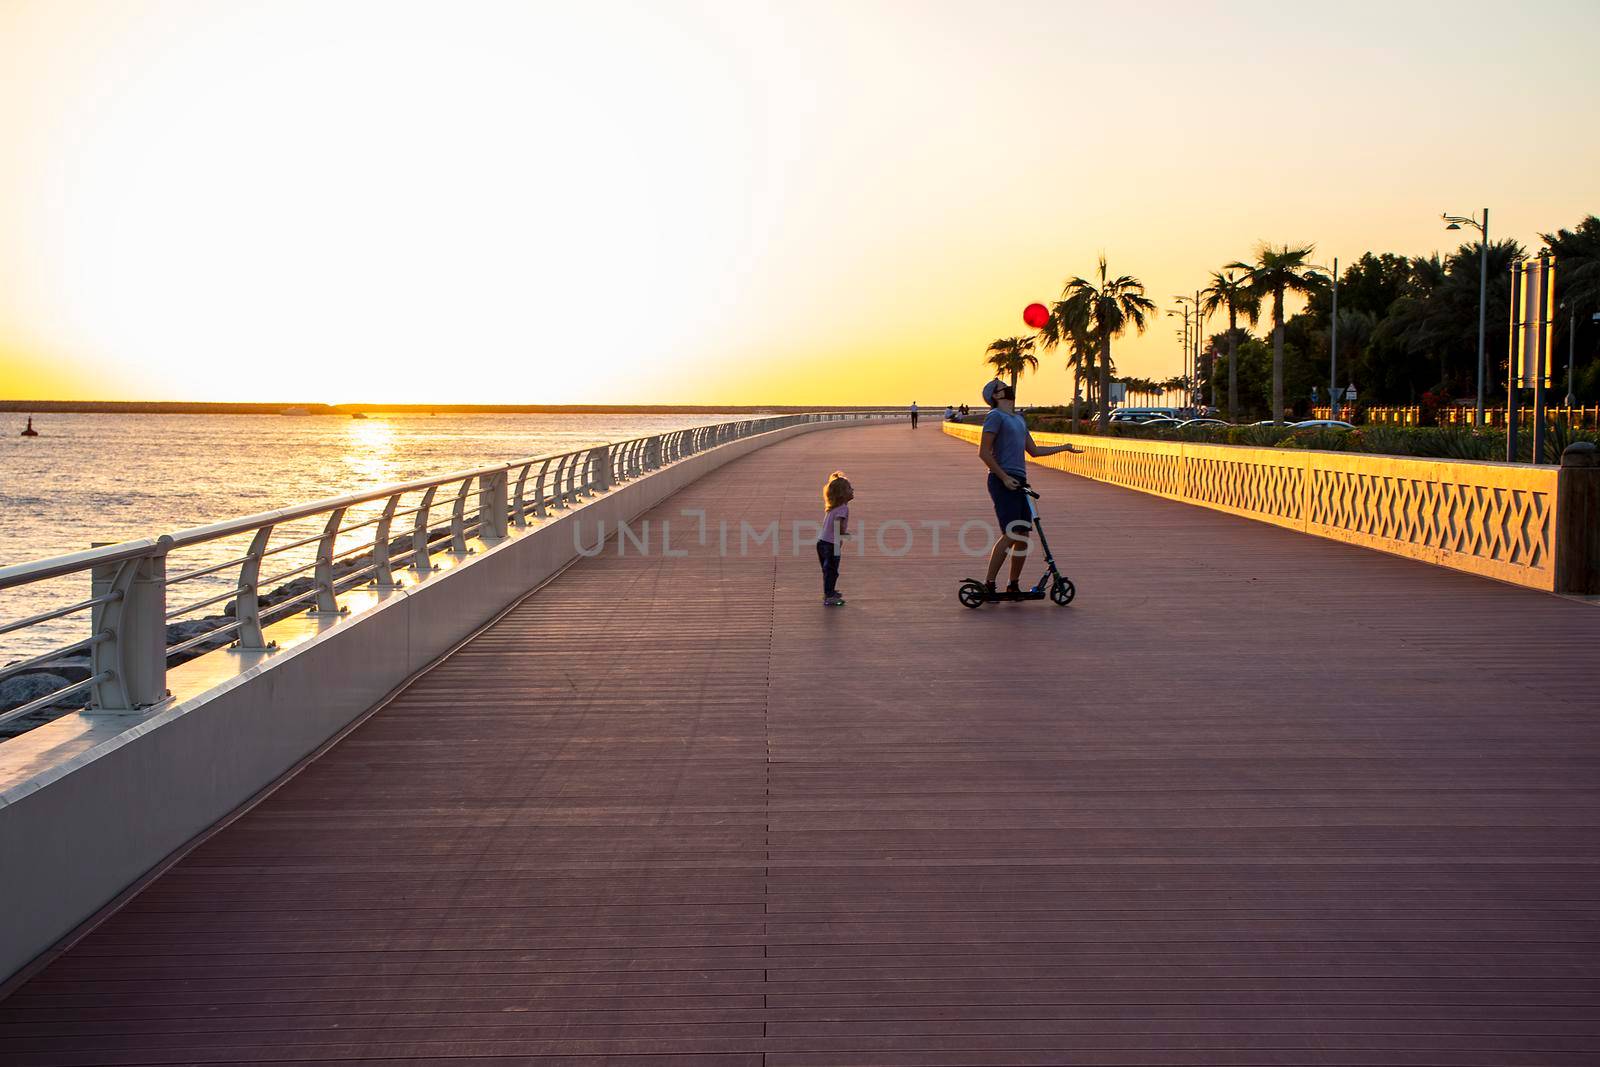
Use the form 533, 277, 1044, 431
944, 405, 955, 421
910, 401, 919, 428
817, 471, 853, 607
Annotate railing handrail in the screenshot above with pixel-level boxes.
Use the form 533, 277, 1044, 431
0, 538, 169, 592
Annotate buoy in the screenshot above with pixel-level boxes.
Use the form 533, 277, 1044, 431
20, 416, 38, 437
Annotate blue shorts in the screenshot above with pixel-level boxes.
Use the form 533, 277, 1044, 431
987, 472, 1031, 535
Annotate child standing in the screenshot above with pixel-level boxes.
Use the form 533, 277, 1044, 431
817, 471, 852, 607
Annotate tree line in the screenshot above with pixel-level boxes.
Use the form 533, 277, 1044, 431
986, 213, 1600, 426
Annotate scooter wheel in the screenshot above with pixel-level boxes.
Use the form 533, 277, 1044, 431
1050, 578, 1076, 605
958, 580, 987, 609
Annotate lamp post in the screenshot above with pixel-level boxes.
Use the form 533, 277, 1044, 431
1192, 288, 1206, 412
1566, 305, 1576, 408
1443, 208, 1489, 427
1329, 257, 1339, 420
1169, 300, 1194, 412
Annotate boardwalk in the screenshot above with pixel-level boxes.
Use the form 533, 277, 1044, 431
3, 423, 1599, 1065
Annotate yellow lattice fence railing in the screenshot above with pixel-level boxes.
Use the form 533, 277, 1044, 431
942, 421, 1598, 593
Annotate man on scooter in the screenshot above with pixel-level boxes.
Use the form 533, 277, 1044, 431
978, 378, 1082, 598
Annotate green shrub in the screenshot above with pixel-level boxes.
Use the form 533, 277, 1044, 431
1004, 417, 1594, 463
1351, 425, 1412, 456
1225, 424, 1292, 447
1274, 427, 1360, 452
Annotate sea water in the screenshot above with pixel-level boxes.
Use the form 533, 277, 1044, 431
0, 411, 743, 662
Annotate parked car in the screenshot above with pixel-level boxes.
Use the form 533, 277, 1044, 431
1290, 419, 1355, 430
1137, 418, 1184, 429
1110, 408, 1181, 424
1176, 419, 1230, 429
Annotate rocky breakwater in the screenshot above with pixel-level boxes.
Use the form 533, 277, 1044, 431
1, 529, 457, 738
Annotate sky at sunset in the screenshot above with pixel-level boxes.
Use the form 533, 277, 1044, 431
1, 0, 1597, 407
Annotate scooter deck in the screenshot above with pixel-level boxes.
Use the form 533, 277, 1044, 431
960, 579, 1048, 602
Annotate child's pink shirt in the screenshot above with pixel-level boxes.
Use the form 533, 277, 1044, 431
818, 504, 849, 543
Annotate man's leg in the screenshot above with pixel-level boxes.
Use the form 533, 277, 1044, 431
984, 535, 1010, 584
985, 528, 1028, 585
1007, 526, 1031, 586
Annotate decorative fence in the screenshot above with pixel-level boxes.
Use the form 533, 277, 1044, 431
0, 412, 898, 730
1312, 405, 1600, 429
945, 421, 1600, 594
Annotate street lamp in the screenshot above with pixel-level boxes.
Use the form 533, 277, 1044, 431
1443, 208, 1489, 427
1329, 257, 1339, 419
1169, 300, 1194, 410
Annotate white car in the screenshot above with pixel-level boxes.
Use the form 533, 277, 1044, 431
1290, 419, 1355, 430
1176, 419, 1230, 429
1110, 408, 1181, 424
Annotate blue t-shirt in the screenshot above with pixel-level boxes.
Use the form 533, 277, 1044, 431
982, 408, 1028, 476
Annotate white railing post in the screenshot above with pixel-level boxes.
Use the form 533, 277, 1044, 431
533, 458, 554, 518
311, 508, 348, 614
550, 454, 573, 509
567, 452, 586, 500
89, 539, 170, 711
592, 445, 612, 491
512, 464, 533, 527
234, 525, 275, 648
478, 471, 509, 543
450, 477, 472, 553
412, 486, 437, 575
372, 495, 401, 588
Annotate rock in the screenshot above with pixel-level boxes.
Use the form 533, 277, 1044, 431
165, 615, 236, 666
0, 672, 76, 712
24, 658, 91, 684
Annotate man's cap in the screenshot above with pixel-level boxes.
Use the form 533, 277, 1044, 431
982, 379, 1005, 406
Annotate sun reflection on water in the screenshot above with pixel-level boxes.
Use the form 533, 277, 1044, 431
343, 417, 397, 489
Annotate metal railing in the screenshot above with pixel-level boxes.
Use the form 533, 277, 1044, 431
1, 411, 901, 730
1311, 405, 1600, 429
945, 419, 1600, 594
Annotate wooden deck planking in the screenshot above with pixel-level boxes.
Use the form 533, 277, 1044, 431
2, 422, 1598, 1065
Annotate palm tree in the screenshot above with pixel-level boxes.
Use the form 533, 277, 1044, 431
1037, 313, 1096, 431
1159, 375, 1188, 406
1059, 257, 1158, 428
1541, 215, 1600, 317
1199, 269, 1261, 420
984, 336, 1039, 392
1332, 309, 1376, 405
1229, 243, 1327, 423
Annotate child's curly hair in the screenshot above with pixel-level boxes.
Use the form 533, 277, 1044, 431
823, 471, 852, 510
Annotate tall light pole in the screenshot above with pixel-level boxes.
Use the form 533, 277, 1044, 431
1329, 257, 1340, 419
1443, 208, 1489, 427
1566, 305, 1576, 408
1170, 298, 1196, 411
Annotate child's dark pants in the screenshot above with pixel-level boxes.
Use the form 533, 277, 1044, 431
815, 540, 840, 597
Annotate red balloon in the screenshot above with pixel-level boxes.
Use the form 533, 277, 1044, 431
1023, 303, 1049, 329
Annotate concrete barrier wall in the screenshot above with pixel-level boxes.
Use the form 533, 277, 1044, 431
0, 418, 869, 985
944, 421, 1580, 592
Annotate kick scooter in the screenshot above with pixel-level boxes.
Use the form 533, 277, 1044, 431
958, 481, 1075, 608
